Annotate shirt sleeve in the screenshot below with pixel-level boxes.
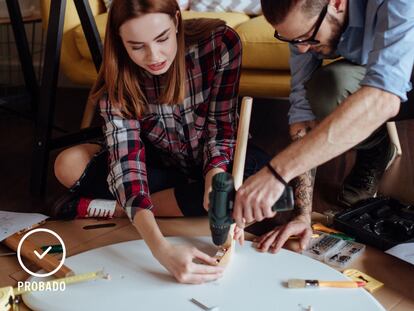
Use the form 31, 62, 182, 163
203, 26, 241, 175
361, 0, 414, 101
288, 44, 322, 124
99, 97, 153, 221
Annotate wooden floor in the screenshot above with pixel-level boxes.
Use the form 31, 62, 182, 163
1, 89, 413, 220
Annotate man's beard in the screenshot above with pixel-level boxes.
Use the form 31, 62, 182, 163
314, 13, 344, 58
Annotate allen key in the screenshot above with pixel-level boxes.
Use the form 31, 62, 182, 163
190, 298, 219, 311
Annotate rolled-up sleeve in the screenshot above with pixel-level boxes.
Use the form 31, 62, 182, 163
203, 27, 241, 175
99, 98, 153, 221
288, 44, 322, 124
361, 0, 414, 101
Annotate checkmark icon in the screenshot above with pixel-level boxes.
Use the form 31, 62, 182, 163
17, 228, 67, 278
34, 246, 52, 260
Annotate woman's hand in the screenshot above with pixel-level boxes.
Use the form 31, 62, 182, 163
154, 243, 225, 284
133, 210, 224, 284
233, 225, 245, 245
253, 214, 312, 254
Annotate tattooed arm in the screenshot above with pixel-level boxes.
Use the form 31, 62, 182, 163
290, 121, 317, 223
255, 121, 316, 254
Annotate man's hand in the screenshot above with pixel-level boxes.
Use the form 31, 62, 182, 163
254, 215, 312, 253
232, 166, 285, 228
155, 243, 225, 284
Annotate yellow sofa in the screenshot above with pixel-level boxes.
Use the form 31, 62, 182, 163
40, 0, 291, 99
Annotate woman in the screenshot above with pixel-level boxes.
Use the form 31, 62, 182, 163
53, 0, 269, 283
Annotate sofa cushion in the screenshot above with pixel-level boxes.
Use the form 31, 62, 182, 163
235, 15, 291, 70
190, 0, 261, 15
61, 30, 99, 85
103, 1, 198, 11
103, 0, 111, 10
178, 0, 191, 10
74, 11, 250, 61
239, 69, 291, 98
182, 10, 250, 28
74, 13, 108, 61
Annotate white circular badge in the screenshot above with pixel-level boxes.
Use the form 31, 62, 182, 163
17, 228, 67, 278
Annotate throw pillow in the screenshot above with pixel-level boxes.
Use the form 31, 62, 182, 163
103, 0, 190, 11
103, 0, 112, 10
190, 0, 261, 15
178, 0, 191, 10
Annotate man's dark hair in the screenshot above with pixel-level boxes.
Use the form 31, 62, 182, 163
261, 0, 329, 25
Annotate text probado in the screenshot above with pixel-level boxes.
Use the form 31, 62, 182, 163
17, 281, 66, 292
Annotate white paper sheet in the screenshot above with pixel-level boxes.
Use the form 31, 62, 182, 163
385, 243, 414, 265
0, 211, 48, 241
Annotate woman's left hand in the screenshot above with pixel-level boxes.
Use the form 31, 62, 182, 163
233, 225, 245, 245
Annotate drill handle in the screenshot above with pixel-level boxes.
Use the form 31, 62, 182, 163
271, 186, 295, 212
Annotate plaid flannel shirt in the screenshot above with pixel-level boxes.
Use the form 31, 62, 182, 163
99, 25, 242, 220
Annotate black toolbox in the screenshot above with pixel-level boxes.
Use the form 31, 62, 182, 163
333, 197, 414, 250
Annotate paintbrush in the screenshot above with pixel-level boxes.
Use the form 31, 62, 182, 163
288, 279, 366, 288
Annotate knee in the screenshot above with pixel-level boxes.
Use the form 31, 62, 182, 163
305, 61, 365, 120
306, 67, 342, 120
54, 147, 90, 188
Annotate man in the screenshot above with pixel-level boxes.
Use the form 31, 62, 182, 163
233, 0, 414, 253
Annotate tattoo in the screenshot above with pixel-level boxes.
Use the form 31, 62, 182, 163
291, 168, 316, 218
290, 126, 316, 219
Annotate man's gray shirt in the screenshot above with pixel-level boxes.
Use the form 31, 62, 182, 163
288, 0, 414, 124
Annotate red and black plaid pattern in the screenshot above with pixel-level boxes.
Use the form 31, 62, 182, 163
99, 25, 242, 220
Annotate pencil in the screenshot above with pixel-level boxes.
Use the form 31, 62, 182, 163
41, 244, 63, 254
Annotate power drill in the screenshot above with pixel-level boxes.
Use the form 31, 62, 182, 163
208, 172, 294, 246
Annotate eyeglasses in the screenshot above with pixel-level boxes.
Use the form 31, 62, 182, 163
274, 4, 328, 46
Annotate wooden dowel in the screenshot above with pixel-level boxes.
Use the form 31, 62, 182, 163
386, 122, 402, 156
232, 96, 253, 190
216, 97, 253, 264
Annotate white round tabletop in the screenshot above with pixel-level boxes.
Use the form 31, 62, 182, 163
23, 237, 385, 311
